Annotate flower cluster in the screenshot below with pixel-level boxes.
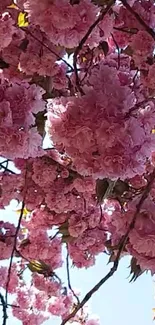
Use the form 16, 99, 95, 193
0, 80, 45, 159
1, 0, 155, 324
24, 0, 99, 48
0, 13, 16, 50
47, 62, 155, 179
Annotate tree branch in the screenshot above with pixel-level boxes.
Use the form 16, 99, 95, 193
0, 162, 16, 174
66, 250, 80, 305
60, 167, 155, 325
20, 28, 74, 72
4, 200, 25, 312
111, 33, 120, 69
0, 293, 7, 325
4, 167, 28, 325
113, 26, 137, 34
120, 0, 155, 41
73, 0, 114, 95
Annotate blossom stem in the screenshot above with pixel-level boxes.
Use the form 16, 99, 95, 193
60, 167, 155, 325
0, 293, 7, 325
66, 250, 80, 304
73, 0, 115, 95
121, 0, 155, 41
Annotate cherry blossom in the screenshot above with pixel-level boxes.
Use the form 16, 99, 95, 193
1, 1, 155, 324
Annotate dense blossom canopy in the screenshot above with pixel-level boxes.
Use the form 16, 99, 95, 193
1, 0, 155, 324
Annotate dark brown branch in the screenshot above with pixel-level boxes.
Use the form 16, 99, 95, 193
0, 293, 7, 325
20, 28, 74, 72
81, 48, 94, 84
60, 167, 155, 325
73, 0, 114, 95
5, 200, 25, 310
0, 160, 10, 165
0, 303, 19, 308
124, 99, 151, 120
111, 33, 120, 69
4, 167, 28, 325
0, 162, 16, 174
120, 0, 155, 41
66, 251, 80, 304
113, 26, 137, 34
49, 231, 59, 241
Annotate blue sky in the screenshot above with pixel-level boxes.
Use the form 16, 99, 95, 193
1, 202, 155, 325
0, 171, 154, 325
46, 253, 154, 325
0, 161, 154, 325
5, 252, 154, 325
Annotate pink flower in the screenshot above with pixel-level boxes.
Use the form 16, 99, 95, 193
0, 264, 19, 292
24, 0, 99, 48
130, 31, 154, 55
0, 0, 12, 12
106, 197, 155, 274
47, 62, 155, 179
19, 26, 65, 77
48, 295, 72, 316
0, 127, 44, 160
68, 214, 87, 238
0, 100, 12, 127
0, 13, 16, 50
130, 30, 155, 68
32, 156, 58, 187
19, 235, 62, 270
85, 319, 100, 325
32, 273, 61, 296
0, 222, 16, 260
144, 64, 155, 90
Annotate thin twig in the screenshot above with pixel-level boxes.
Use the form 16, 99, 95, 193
21, 28, 74, 72
73, 0, 114, 95
80, 48, 94, 84
52, 272, 62, 284
132, 69, 139, 84
124, 98, 150, 120
0, 303, 19, 308
60, 167, 155, 325
49, 230, 59, 241
4, 168, 28, 324
0, 160, 10, 165
0, 162, 16, 175
113, 26, 137, 34
15, 248, 30, 262
16, 248, 62, 283
111, 33, 120, 69
120, 0, 155, 41
66, 251, 80, 304
0, 293, 7, 325
5, 200, 25, 308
